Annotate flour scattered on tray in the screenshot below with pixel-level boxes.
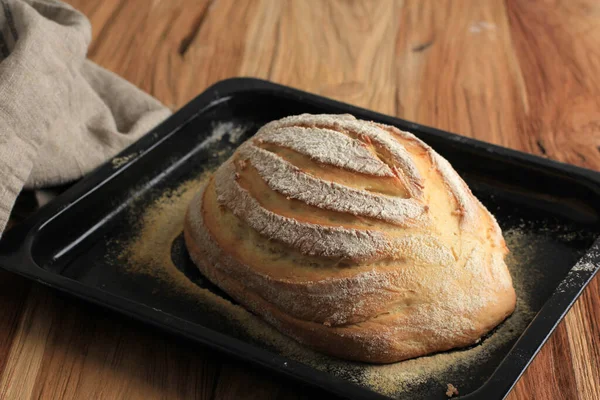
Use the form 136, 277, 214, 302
115, 158, 593, 399
203, 122, 248, 148
572, 261, 597, 272
112, 152, 138, 168
446, 383, 459, 398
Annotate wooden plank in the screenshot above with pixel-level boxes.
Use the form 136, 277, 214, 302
505, 1, 600, 398
24, 291, 221, 400
0, 287, 56, 400
510, 322, 579, 400
0, 0, 598, 398
0, 272, 30, 378
565, 284, 600, 400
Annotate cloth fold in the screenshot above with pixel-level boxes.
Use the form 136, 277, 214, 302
0, 0, 172, 236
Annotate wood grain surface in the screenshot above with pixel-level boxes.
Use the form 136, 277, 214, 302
2, 0, 600, 399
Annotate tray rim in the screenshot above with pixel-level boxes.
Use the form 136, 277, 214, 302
1, 77, 599, 400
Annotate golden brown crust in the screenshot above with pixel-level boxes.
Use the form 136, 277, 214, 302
183, 113, 517, 363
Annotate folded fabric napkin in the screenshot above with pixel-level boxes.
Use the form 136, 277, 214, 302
0, 0, 172, 236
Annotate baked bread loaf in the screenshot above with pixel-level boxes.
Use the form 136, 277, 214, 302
184, 113, 517, 363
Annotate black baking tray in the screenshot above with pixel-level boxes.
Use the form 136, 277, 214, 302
1, 78, 599, 400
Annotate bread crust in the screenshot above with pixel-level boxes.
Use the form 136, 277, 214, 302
183, 114, 517, 363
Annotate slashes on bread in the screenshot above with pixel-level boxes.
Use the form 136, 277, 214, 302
184, 113, 517, 363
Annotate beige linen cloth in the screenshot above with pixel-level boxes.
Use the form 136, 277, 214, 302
0, 0, 171, 236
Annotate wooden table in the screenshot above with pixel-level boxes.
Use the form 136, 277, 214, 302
1, 0, 599, 399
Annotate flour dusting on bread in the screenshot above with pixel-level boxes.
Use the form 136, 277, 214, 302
259, 126, 395, 176
183, 113, 517, 363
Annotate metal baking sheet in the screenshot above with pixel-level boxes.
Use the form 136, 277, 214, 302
1, 78, 599, 400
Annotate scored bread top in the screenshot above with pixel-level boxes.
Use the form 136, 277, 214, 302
215, 113, 505, 262
185, 113, 516, 363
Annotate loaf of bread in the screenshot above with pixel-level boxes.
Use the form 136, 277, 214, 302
184, 113, 517, 363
